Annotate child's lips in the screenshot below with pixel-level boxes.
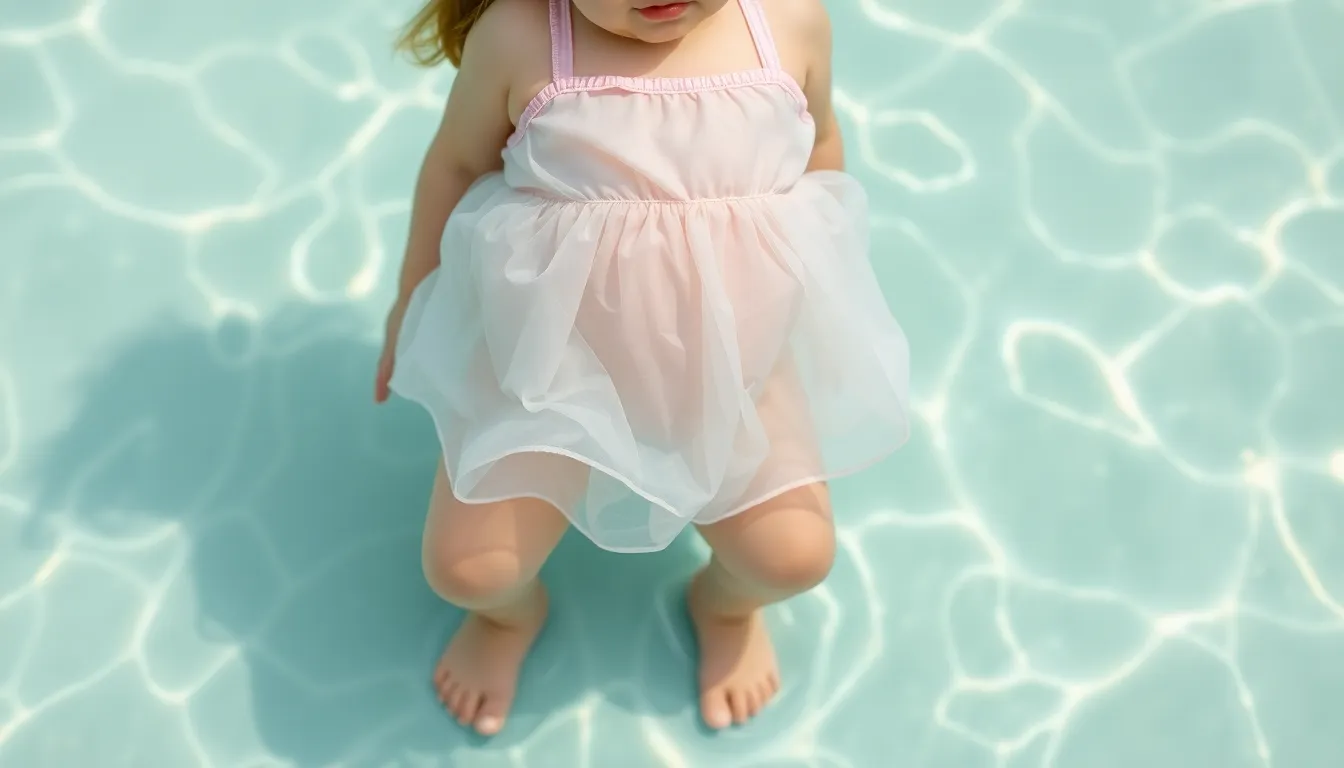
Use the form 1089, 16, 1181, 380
637, 2, 690, 21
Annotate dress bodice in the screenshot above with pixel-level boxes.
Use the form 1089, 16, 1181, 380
499, 0, 815, 202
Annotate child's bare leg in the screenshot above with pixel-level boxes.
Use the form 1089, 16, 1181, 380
421, 461, 570, 735
692, 482, 835, 729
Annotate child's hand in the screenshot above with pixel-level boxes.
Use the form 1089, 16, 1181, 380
374, 296, 410, 404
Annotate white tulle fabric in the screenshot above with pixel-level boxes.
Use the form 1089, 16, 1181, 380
391, 0, 910, 552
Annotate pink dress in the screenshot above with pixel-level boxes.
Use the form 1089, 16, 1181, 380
391, 0, 911, 552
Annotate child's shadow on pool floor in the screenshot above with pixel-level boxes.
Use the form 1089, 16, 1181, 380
26, 303, 790, 765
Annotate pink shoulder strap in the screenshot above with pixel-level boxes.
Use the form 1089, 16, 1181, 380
548, 0, 574, 80
737, 0, 783, 71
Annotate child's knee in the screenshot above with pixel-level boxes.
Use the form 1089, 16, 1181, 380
704, 484, 837, 595
423, 548, 530, 609
722, 511, 836, 595
750, 527, 835, 594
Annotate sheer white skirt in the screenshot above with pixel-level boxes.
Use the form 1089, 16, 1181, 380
391, 170, 910, 552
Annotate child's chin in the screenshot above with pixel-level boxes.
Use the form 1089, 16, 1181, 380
629, 17, 699, 43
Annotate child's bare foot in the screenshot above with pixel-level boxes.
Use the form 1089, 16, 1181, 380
432, 584, 548, 736
687, 569, 781, 729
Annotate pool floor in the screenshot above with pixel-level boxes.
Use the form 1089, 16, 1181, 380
2, 0, 1343, 765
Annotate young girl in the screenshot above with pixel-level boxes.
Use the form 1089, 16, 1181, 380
374, 0, 910, 736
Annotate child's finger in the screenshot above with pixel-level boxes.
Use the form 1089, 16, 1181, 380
374, 353, 393, 402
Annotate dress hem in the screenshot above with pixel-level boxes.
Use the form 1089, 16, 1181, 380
405, 388, 912, 554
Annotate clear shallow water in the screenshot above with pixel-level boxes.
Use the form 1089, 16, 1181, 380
2, 0, 1343, 765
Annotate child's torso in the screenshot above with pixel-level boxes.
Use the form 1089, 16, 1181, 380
500, 0, 817, 203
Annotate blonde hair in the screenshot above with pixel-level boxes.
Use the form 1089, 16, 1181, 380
396, 0, 499, 68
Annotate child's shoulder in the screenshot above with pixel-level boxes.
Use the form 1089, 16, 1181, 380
476, 0, 551, 34
459, 0, 554, 118
762, 0, 831, 39
759, 0, 832, 84
463, 0, 553, 67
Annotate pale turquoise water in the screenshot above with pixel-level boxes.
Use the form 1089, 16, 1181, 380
2, 0, 1344, 765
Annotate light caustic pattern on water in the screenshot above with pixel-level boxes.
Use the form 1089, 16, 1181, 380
1, 0, 1343, 766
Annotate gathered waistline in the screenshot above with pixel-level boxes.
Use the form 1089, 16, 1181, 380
513, 186, 797, 206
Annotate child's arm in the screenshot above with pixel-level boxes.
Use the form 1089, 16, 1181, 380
397, 13, 517, 299
798, 0, 844, 173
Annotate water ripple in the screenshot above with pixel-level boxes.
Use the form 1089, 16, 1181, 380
1, 0, 1342, 766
